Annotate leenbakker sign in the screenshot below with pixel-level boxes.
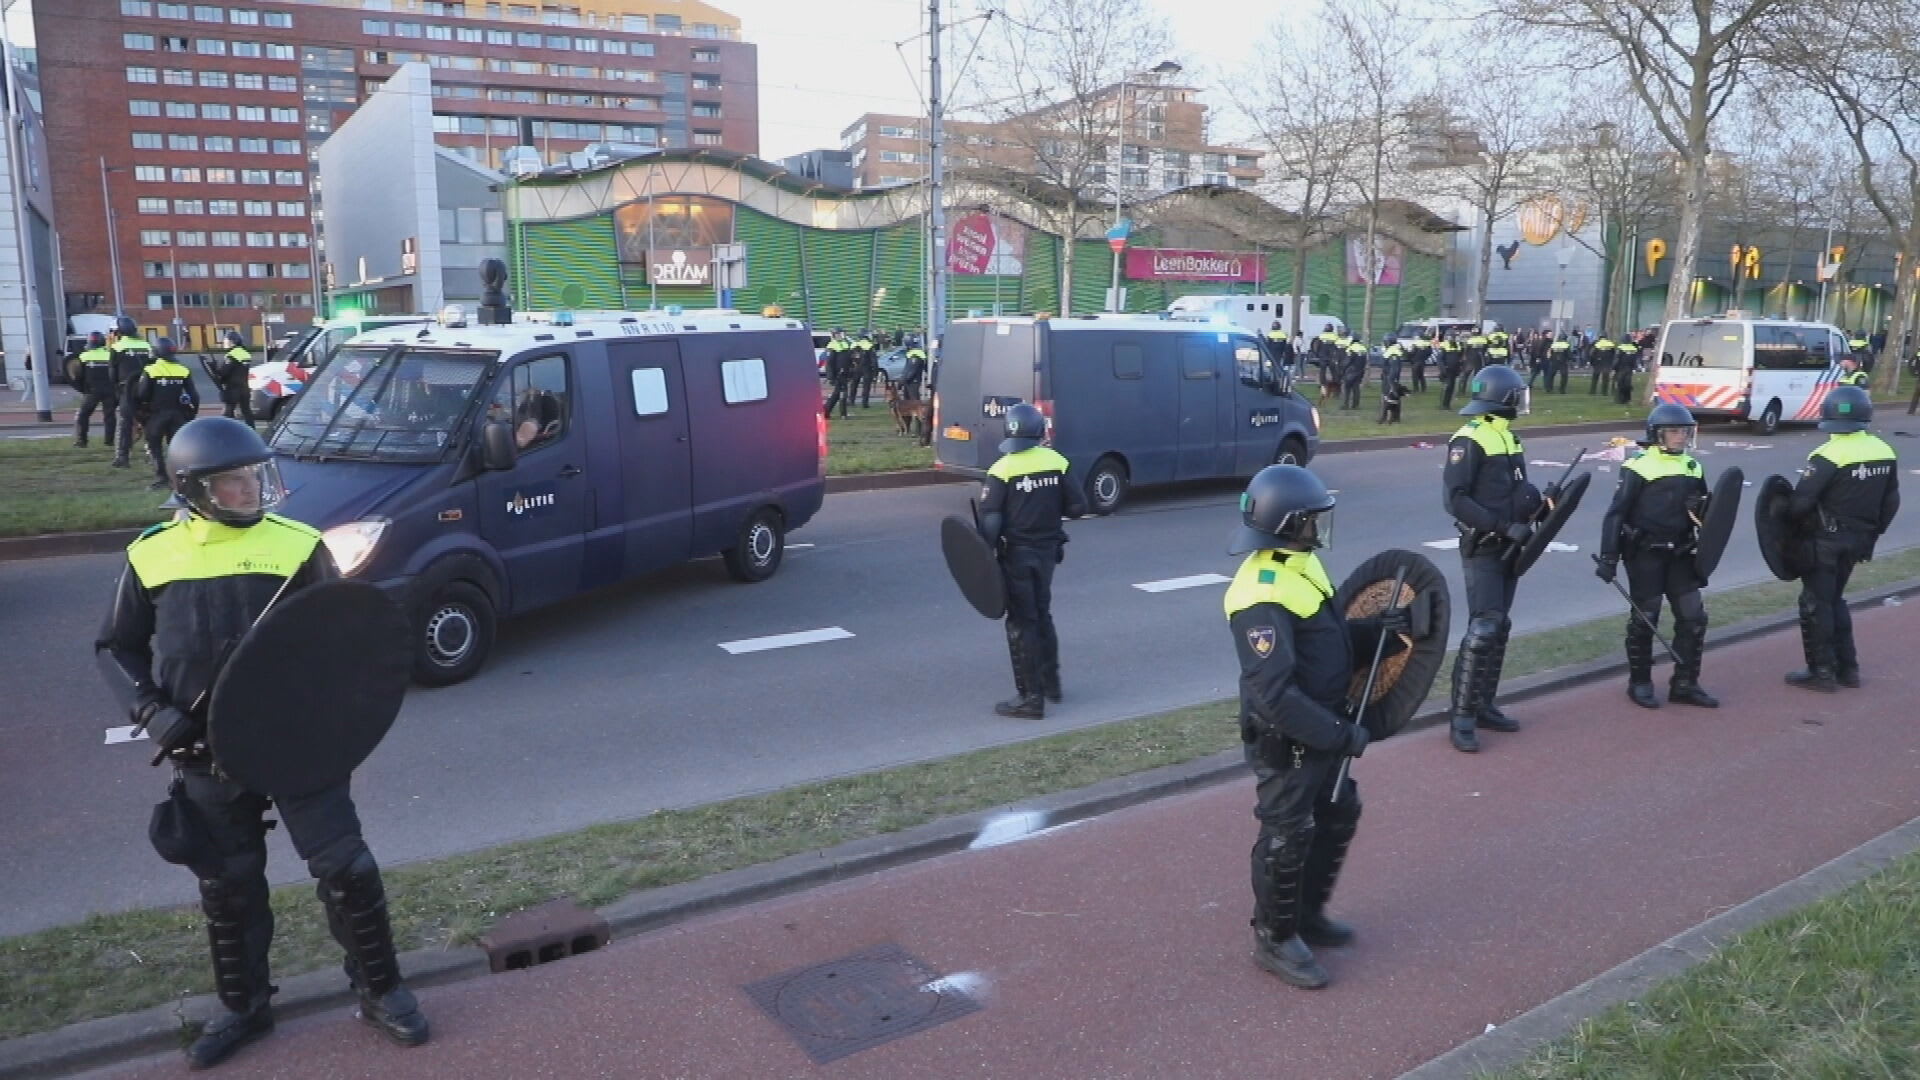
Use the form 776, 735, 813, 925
1123, 247, 1265, 283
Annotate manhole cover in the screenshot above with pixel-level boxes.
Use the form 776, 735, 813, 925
743, 944, 981, 1064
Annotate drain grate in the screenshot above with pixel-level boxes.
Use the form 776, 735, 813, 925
743, 944, 982, 1064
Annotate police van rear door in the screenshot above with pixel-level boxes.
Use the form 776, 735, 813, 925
934, 319, 1037, 473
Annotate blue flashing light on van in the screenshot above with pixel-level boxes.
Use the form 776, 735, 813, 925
268, 289, 827, 686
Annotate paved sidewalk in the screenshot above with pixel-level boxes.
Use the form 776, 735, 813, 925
82, 600, 1920, 1079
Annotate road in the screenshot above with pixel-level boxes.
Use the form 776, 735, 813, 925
3, 422, 1915, 936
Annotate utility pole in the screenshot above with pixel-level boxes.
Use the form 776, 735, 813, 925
927, 0, 947, 347
99, 157, 125, 317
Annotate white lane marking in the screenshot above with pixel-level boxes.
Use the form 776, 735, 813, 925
1423, 537, 1461, 550
1132, 573, 1231, 593
1546, 541, 1580, 553
787, 543, 816, 550
105, 725, 149, 745
718, 626, 854, 655
1529, 459, 1571, 468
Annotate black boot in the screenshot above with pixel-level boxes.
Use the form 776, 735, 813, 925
319, 853, 430, 1048
1448, 651, 1479, 753
1300, 790, 1360, 948
1785, 667, 1839, 693
1475, 619, 1519, 732
1252, 924, 1329, 989
994, 624, 1044, 719
1668, 619, 1719, 707
1040, 630, 1062, 704
1836, 667, 1862, 689
1785, 601, 1838, 693
186, 877, 276, 1068
1626, 618, 1660, 709
1834, 627, 1861, 688
1250, 824, 1327, 988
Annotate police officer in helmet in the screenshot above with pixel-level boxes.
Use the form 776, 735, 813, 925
1595, 404, 1719, 709
1442, 364, 1544, 753
1225, 464, 1406, 989
211, 330, 257, 427
1785, 385, 1899, 691
978, 403, 1086, 718
96, 418, 430, 1068
73, 331, 118, 448
108, 316, 155, 466
130, 337, 202, 489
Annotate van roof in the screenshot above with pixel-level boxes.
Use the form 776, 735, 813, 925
954, 314, 1259, 336
1667, 316, 1839, 329
346, 309, 809, 354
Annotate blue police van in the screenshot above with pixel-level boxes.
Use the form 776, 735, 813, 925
932, 315, 1320, 513
269, 306, 827, 685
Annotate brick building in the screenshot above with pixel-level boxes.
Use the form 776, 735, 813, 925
35, 0, 756, 338
839, 80, 1262, 193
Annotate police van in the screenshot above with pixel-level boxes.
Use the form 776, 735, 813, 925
1166, 293, 1348, 342
1650, 315, 1851, 435
270, 304, 827, 685
933, 314, 1320, 514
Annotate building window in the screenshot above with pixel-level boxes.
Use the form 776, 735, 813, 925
174, 199, 205, 215
122, 0, 153, 14
208, 199, 238, 214
267, 75, 296, 92
206, 168, 235, 183
164, 101, 196, 118
176, 231, 207, 246
140, 230, 172, 245
201, 103, 232, 120
270, 107, 298, 123
655, 14, 681, 32
170, 166, 202, 182
263, 12, 290, 28
692, 48, 719, 62
544, 34, 571, 49
620, 14, 647, 31
138, 197, 168, 214
162, 68, 194, 85
266, 43, 294, 60
603, 39, 626, 55
160, 35, 190, 51
132, 132, 163, 149
247, 263, 272, 278
168, 134, 200, 150
236, 105, 265, 122
232, 41, 261, 57
196, 70, 228, 87
129, 99, 161, 116
179, 262, 209, 277
193, 6, 223, 23
146, 293, 171, 310
245, 231, 272, 246
211, 231, 239, 245
692, 75, 721, 91
233, 72, 262, 89
573, 36, 597, 51
279, 232, 308, 248
276, 201, 305, 217
157, 1, 187, 15
486, 28, 512, 44
196, 38, 227, 55
133, 165, 165, 182
272, 139, 301, 154
215, 263, 243, 278
242, 200, 272, 216
282, 263, 310, 279
227, 7, 258, 24
427, 24, 451, 39
240, 169, 268, 184
126, 65, 159, 83
692, 131, 723, 146
204, 136, 234, 151
238, 137, 266, 153
361, 18, 389, 33
273, 170, 303, 185
692, 103, 721, 118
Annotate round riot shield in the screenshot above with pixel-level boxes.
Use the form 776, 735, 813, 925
942, 514, 1006, 619
1335, 549, 1452, 740
1690, 465, 1744, 584
1512, 471, 1592, 576
1753, 473, 1809, 582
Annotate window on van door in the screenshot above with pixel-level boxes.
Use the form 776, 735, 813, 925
1112, 343, 1143, 379
1234, 344, 1267, 386
630, 366, 670, 416
1181, 342, 1215, 379
488, 354, 570, 453
720, 357, 768, 404
1754, 325, 1822, 370
1695, 324, 1746, 368
1659, 323, 1702, 368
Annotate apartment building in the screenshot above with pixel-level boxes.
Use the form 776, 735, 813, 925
35, 0, 756, 329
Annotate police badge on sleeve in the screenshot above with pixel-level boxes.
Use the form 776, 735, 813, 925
1246, 625, 1276, 658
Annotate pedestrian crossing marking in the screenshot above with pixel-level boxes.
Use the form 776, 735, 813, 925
718, 626, 854, 655
104, 725, 149, 745
1133, 573, 1231, 593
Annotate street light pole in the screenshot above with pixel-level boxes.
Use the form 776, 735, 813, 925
1108, 80, 1126, 313
99, 156, 125, 317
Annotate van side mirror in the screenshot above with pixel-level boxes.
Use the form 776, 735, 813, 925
480, 420, 518, 471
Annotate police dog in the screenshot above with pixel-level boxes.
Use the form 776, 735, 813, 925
885, 381, 931, 438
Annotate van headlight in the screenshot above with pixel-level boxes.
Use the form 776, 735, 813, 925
322, 519, 388, 577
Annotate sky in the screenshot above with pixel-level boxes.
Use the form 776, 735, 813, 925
726, 0, 1314, 161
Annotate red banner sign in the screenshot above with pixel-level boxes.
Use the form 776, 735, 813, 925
1123, 248, 1263, 283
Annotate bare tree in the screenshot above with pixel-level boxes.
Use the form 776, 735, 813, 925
1230, 19, 1361, 339
1488, 0, 1792, 329
1326, 0, 1425, 341
1432, 56, 1556, 325
1544, 90, 1674, 336
966, 0, 1176, 314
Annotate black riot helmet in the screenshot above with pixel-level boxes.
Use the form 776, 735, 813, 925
1820, 384, 1873, 433
1644, 402, 1697, 452
999, 402, 1047, 453
87, 331, 105, 348
115, 315, 138, 337
153, 336, 177, 359
225, 330, 244, 348
1459, 363, 1527, 417
1229, 464, 1336, 555
163, 417, 285, 527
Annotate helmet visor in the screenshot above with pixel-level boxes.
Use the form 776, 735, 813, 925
1655, 424, 1696, 453
1283, 506, 1334, 550
198, 460, 285, 519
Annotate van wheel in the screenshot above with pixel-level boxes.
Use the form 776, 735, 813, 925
1085, 456, 1129, 516
724, 508, 785, 583
412, 582, 495, 687
1751, 400, 1781, 436
1275, 437, 1309, 466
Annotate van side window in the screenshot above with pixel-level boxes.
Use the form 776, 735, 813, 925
720, 356, 767, 404
630, 366, 670, 416
1112, 343, 1143, 380
489, 352, 569, 453
1660, 324, 1702, 368
1234, 344, 1267, 385
1823, 332, 1845, 365
1181, 342, 1215, 379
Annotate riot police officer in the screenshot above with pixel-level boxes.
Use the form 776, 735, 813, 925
822, 330, 853, 418
1340, 337, 1368, 411
1595, 405, 1719, 709
1407, 336, 1430, 393
73, 331, 118, 448
898, 338, 928, 400
856, 329, 881, 408
108, 317, 155, 467
1442, 364, 1543, 753
1785, 385, 1899, 691
1837, 351, 1870, 388
1547, 334, 1573, 393
209, 330, 256, 427
979, 403, 1086, 717
96, 418, 430, 1068
1437, 334, 1464, 410
1225, 464, 1405, 989
130, 338, 201, 489
1588, 336, 1616, 395
1612, 337, 1641, 404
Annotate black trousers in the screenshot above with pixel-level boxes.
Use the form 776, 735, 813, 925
1461, 545, 1519, 623
1625, 550, 1706, 679
1438, 371, 1460, 410
115, 404, 141, 461
1800, 539, 1860, 673
1613, 369, 1636, 404
857, 370, 877, 408
1552, 359, 1570, 393
1246, 743, 1359, 935
179, 764, 371, 1004
823, 377, 852, 418
1002, 543, 1059, 688
223, 398, 256, 427
1410, 361, 1426, 392
146, 411, 189, 483
1590, 362, 1612, 395
1341, 376, 1363, 410
76, 390, 117, 444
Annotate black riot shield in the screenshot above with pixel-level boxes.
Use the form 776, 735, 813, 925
1754, 473, 1810, 582
1510, 471, 1592, 576
1690, 465, 1745, 584
206, 580, 411, 798
1334, 549, 1451, 740
942, 514, 1006, 619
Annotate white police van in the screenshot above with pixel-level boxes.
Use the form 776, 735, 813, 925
1650, 315, 1851, 435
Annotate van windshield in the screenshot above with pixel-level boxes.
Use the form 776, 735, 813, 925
271, 346, 495, 461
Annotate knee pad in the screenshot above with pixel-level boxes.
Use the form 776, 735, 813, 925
309, 837, 375, 889
1464, 615, 1503, 653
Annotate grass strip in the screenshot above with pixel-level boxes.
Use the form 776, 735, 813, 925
1485, 846, 1920, 1079
4, 551, 1918, 1043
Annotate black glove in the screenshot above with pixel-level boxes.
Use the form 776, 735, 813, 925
1373, 607, 1411, 637
134, 701, 199, 756
1503, 522, 1533, 543
1342, 724, 1370, 758
1594, 553, 1618, 582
